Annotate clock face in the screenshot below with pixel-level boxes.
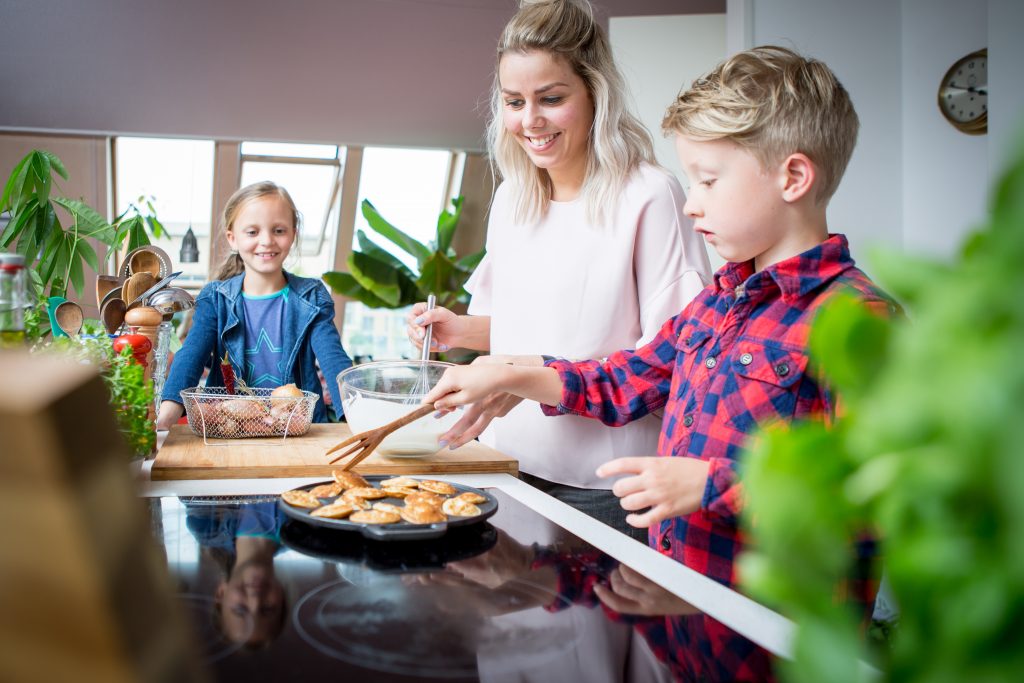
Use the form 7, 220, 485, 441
939, 51, 987, 126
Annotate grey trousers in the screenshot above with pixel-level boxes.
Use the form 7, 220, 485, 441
519, 471, 648, 543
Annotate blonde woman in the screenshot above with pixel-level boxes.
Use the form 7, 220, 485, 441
408, 0, 710, 539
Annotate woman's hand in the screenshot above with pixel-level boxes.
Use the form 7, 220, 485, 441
593, 564, 699, 616
595, 456, 711, 528
406, 303, 463, 353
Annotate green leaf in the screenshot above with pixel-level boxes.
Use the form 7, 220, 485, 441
417, 250, 471, 306
146, 215, 168, 239
436, 195, 463, 253
78, 238, 100, 272
1, 155, 31, 213
456, 248, 485, 272
54, 198, 116, 243
68, 248, 85, 296
356, 229, 418, 279
322, 270, 394, 308
348, 250, 402, 307
0, 197, 37, 246
361, 199, 431, 265
31, 153, 52, 210
37, 150, 68, 180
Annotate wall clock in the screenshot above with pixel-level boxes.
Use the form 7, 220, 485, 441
937, 48, 987, 134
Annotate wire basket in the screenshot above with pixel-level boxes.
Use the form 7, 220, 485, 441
180, 386, 318, 443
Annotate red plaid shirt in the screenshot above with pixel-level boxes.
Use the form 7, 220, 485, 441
543, 234, 894, 593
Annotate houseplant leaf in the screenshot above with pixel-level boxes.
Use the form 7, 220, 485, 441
456, 248, 486, 272
356, 229, 418, 281
322, 270, 394, 308
0, 154, 32, 213
417, 251, 472, 308
37, 150, 68, 180
361, 199, 431, 265
348, 250, 402, 307
436, 195, 463, 253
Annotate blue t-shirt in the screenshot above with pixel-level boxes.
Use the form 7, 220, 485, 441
241, 286, 289, 388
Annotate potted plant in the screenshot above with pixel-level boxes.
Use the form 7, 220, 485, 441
1, 149, 165, 457
323, 196, 485, 311
738, 146, 1024, 681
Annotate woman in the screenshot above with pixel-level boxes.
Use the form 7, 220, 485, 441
408, 0, 710, 539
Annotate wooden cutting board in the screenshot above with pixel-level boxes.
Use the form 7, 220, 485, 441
151, 423, 518, 480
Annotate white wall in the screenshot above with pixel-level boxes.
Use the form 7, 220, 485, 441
741, 0, 1020, 267
748, 0, 905, 269
989, 0, 1024, 178
901, 0, 987, 258
610, 14, 727, 268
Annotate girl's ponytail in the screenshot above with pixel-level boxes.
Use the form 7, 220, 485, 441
212, 252, 245, 281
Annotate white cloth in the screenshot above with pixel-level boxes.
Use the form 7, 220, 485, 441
466, 163, 711, 488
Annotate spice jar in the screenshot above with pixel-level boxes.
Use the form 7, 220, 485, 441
0, 253, 28, 348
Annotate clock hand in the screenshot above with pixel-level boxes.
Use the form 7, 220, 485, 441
946, 83, 988, 95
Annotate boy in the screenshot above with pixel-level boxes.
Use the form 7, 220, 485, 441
425, 45, 892, 600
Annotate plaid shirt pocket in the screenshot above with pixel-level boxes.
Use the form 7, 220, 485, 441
723, 343, 810, 432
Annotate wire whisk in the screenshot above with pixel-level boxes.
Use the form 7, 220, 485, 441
407, 294, 436, 402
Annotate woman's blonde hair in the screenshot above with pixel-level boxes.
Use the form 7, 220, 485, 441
212, 181, 301, 281
487, 0, 655, 224
663, 45, 859, 203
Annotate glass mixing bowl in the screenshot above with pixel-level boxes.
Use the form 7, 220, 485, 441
338, 360, 462, 457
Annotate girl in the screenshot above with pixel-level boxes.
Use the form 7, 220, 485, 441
407, 0, 711, 539
157, 181, 352, 429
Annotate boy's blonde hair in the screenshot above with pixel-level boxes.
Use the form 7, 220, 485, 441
213, 181, 301, 281
487, 0, 655, 224
663, 45, 858, 203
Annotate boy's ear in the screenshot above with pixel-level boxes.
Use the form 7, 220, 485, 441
779, 153, 816, 203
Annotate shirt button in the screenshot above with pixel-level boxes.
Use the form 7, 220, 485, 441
705, 356, 717, 369
775, 363, 790, 377
660, 535, 672, 551
739, 352, 753, 366
683, 415, 694, 427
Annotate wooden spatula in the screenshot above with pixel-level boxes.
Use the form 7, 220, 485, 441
326, 403, 437, 470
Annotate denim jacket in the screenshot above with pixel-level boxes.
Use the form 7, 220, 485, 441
162, 271, 352, 422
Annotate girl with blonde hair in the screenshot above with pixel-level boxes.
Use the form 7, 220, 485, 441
158, 181, 352, 428
408, 0, 710, 538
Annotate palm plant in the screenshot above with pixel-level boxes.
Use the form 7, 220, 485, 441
323, 196, 484, 309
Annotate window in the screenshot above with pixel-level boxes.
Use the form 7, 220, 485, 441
239, 143, 344, 282
114, 137, 215, 287
341, 147, 459, 361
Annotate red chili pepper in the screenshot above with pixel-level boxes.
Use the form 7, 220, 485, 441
221, 351, 237, 395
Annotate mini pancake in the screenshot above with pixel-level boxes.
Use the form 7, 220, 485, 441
372, 502, 403, 515
309, 482, 344, 498
380, 476, 420, 489
455, 491, 487, 505
400, 503, 447, 525
350, 509, 401, 525
311, 502, 358, 519
344, 486, 388, 500
442, 497, 481, 517
339, 491, 373, 509
418, 480, 457, 495
381, 486, 419, 499
332, 470, 371, 490
281, 489, 321, 509
405, 491, 445, 508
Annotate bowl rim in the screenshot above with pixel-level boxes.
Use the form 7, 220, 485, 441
338, 359, 456, 401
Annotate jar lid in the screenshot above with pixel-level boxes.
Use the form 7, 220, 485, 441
0, 252, 26, 269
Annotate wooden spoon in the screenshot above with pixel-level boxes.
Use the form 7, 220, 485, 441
122, 272, 155, 305
129, 249, 162, 278
54, 301, 84, 337
100, 298, 127, 335
95, 275, 125, 310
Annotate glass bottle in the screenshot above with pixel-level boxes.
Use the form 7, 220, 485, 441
0, 253, 28, 348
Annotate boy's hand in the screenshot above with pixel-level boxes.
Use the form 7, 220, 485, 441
437, 392, 522, 449
596, 456, 711, 528
594, 564, 699, 616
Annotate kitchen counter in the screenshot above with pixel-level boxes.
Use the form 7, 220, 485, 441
138, 460, 794, 678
